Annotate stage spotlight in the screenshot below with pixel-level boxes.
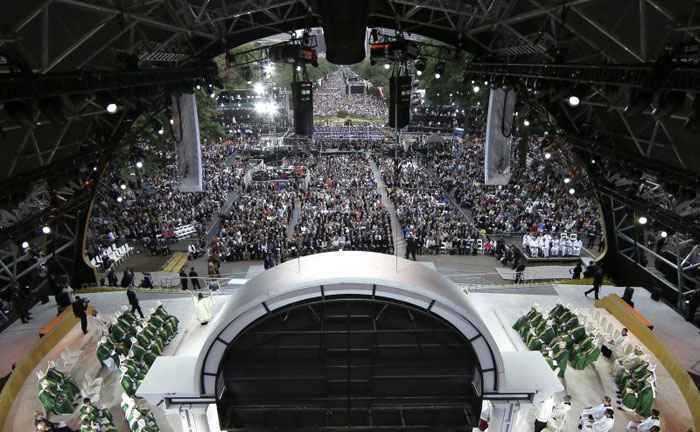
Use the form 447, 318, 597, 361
544, 152, 552, 160
169, 118, 174, 125
523, 119, 530, 126
120, 184, 127, 190
568, 188, 575, 195
136, 161, 143, 169
106, 103, 118, 114
93, 166, 98, 171
117, 197, 123, 203
434, 61, 445, 79
568, 95, 580, 107
196, 84, 201, 90
383, 64, 391, 70
209, 91, 215, 98
638, 216, 648, 225
158, 127, 164, 135
472, 85, 480, 93
21, 241, 29, 249
42, 226, 51, 234
296, 65, 302, 72
253, 82, 265, 95
660, 231, 668, 238
563, 177, 571, 184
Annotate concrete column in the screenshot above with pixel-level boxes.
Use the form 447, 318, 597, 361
488, 400, 530, 432
179, 405, 211, 432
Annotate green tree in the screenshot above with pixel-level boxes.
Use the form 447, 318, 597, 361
350, 57, 392, 89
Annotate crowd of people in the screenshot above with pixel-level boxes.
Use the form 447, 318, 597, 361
433, 136, 602, 245
380, 157, 475, 256
85, 141, 238, 268
293, 154, 394, 256
313, 70, 387, 119
313, 125, 386, 141
214, 182, 297, 263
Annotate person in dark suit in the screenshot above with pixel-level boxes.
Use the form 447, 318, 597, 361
405, 235, 417, 261
571, 262, 582, 280
126, 287, 144, 318
584, 265, 604, 300
12, 289, 30, 323
72, 296, 89, 334
179, 268, 188, 290
189, 267, 201, 290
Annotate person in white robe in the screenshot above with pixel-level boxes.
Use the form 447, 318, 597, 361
625, 410, 661, 431
583, 409, 614, 432
193, 292, 214, 325
579, 397, 612, 426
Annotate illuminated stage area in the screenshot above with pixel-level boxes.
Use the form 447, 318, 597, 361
1, 2, 700, 431
137, 251, 562, 431
2, 253, 698, 432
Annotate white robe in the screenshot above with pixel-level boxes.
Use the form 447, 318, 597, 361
580, 404, 610, 422
626, 417, 660, 432
193, 295, 214, 323
586, 417, 614, 432
535, 396, 555, 422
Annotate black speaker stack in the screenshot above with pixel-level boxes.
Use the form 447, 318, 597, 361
388, 75, 411, 129
292, 81, 313, 136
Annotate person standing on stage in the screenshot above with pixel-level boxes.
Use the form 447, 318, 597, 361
179, 268, 189, 290
126, 287, 144, 318
72, 296, 89, 335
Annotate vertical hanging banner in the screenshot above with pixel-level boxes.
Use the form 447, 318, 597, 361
484, 88, 517, 185
172, 94, 203, 192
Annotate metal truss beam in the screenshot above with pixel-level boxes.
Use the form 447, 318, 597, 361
54, 0, 218, 40
463, 62, 700, 92
0, 65, 218, 104
468, 0, 598, 35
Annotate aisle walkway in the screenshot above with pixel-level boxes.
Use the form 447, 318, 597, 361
287, 196, 301, 240
424, 163, 474, 224
206, 188, 239, 242
368, 156, 406, 258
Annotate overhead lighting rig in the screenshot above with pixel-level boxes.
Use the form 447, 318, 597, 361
0, 64, 219, 105
226, 32, 320, 69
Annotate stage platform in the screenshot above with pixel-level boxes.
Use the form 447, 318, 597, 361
496, 265, 578, 281
2, 257, 698, 432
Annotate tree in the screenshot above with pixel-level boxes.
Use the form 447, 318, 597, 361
350, 57, 392, 89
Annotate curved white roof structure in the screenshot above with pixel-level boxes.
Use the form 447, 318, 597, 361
138, 251, 562, 410
195, 251, 503, 396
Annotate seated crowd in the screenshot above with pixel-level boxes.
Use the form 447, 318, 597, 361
380, 157, 476, 255
313, 70, 387, 119
86, 141, 238, 269
293, 154, 393, 256
214, 182, 297, 263
433, 136, 601, 245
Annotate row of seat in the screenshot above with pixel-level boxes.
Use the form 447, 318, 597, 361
89, 243, 134, 269
513, 303, 602, 377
